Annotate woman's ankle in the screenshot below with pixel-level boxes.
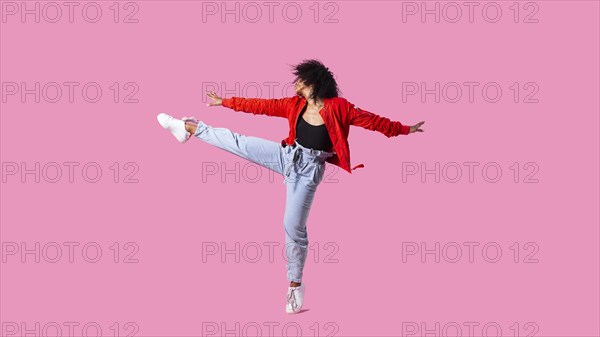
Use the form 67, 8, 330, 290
184, 121, 197, 134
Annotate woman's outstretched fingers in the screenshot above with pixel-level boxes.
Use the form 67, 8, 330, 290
409, 121, 426, 133
206, 91, 223, 106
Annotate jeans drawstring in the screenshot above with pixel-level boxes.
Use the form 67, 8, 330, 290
285, 146, 301, 178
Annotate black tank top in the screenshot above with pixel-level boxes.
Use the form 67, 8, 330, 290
295, 107, 333, 152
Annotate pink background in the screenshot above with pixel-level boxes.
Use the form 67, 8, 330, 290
1, 1, 599, 336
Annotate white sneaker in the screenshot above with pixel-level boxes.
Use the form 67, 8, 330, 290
157, 113, 190, 143
286, 283, 305, 314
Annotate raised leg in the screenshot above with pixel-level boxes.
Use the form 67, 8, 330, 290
189, 120, 286, 176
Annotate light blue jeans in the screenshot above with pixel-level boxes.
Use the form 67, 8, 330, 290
192, 121, 334, 283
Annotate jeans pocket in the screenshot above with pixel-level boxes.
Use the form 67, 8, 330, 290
299, 160, 311, 173
309, 162, 325, 186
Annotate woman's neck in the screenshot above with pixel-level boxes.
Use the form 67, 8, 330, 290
305, 96, 324, 108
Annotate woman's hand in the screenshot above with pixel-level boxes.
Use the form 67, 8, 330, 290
206, 91, 222, 106
410, 121, 425, 133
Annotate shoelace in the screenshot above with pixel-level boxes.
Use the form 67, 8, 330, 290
287, 287, 298, 311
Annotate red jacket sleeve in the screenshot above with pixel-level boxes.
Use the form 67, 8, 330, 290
221, 97, 291, 119
348, 101, 411, 137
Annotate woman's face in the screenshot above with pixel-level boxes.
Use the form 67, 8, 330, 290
294, 79, 310, 97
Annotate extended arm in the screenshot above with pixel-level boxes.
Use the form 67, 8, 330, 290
220, 96, 290, 119
348, 101, 411, 137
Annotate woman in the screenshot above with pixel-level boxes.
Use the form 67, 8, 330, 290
157, 59, 425, 314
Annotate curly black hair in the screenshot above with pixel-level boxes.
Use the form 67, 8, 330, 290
289, 59, 341, 102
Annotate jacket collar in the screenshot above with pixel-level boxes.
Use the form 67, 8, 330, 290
294, 96, 330, 124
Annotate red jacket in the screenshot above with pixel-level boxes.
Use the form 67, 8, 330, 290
221, 95, 411, 174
